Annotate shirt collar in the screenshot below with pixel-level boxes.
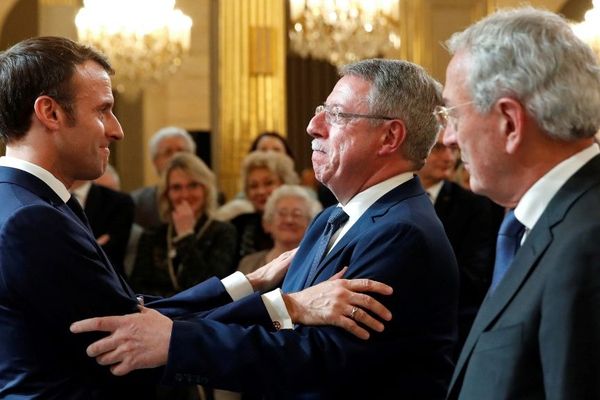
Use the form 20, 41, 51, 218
426, 180, 444, 204
0, 156, 71, 202
340, 172, 415, 225
71, 181, 92, 206
515, 143, 600, 231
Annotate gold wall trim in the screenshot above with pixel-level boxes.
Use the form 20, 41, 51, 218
217, 0, 286, 200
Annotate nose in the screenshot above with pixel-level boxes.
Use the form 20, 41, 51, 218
307, 111, 327, 139
107, 112, 124, 141
440, 124, 457, 147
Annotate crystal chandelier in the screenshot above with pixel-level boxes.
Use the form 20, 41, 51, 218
572, 0, 600, 58
75, 0, 192, 93
288, 0, 401, 67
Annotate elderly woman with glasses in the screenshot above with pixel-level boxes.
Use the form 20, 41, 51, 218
237, 185, 321, 274
130, 153, 237, 297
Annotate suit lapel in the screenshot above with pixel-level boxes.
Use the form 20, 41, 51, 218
0, 166, 135, 297
449, 154, 600, 394
303, 177, 425, 287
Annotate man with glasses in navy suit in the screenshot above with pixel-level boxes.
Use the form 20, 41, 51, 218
73, 59, 459, 399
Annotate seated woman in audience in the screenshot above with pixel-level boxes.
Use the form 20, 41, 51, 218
130, 153, 237, 297
238, 185, 321, 274
230, 151, 299, 263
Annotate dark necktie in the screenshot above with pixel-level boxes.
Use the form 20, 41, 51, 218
490, 210, 525, 293
66, 196, 92, 230
304, 207, 349, 287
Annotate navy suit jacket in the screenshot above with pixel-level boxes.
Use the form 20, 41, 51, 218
0, 167, 159, 398
162, 176, 459, 399
447, 155, 600, 399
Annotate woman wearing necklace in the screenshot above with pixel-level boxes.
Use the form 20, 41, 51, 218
130, 153, 237, 297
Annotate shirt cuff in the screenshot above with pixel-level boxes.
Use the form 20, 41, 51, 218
261, 288, 293, 330
221, 271, 254, 301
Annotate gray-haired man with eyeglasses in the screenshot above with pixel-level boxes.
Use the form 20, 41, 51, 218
440, 8, 600, 399
71, 59, 459, 399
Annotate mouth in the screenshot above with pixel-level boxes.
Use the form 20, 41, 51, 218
311, 140, 326, 154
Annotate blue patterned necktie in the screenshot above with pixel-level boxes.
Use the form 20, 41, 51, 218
490, 209, 525, 293
303, 207, 349, 287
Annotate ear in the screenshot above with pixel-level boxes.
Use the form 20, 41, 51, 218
378, 119, 406, 156
496, 97, 526, 154
33, 95, 66, 131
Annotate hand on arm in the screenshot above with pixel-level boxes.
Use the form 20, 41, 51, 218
69, 306, 172, 376
283, 268, 393, 340
246, 248, 297, 292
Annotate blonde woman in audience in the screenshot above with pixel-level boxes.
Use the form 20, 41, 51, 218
238, 185, 321, 274
130, 153, 237, 297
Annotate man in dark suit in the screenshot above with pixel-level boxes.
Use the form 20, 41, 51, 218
0, 37, 390, 399
0, 36, 156, 398
73, 59, 459, 399
418, 137, 503, 357
438, 8, 600, 399
71, 180, 134, 277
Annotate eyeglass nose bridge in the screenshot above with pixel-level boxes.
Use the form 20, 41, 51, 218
314, 104, 335, 125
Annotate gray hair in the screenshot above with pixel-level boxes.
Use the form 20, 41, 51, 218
158, 152, 218, 221
446, 7, 600, 140
149, 126, 196, 159
241, 151, 299, 193
262, 185, 322, 224
341, 59, 443, 169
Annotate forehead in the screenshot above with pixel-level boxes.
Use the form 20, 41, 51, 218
72, 60, 113, 103
159, 136, 188, 149
169, 167, 193, 181
257, 136, 284, 147
443, 51, 471, 103
276, 196, 305, 208
327, 75, 372, 107
248, 166, 275, 179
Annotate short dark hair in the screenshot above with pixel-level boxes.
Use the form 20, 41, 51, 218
249, 131, 295, 160
0, 36, 113, 144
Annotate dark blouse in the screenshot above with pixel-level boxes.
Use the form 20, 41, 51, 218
231, 212, 273, 263
130, 214, 237, 297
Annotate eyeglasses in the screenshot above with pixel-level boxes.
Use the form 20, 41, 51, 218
433, 101, 473, 132
168, 181, 203, 194
315, 104, 398, 126
275, 208, 308, 221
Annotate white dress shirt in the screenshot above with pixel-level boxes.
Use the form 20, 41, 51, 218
515, 143, 600, 241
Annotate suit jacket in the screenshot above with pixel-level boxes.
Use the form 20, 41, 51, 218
447, 155, 600, 399
434, 180, 503, 356
84, 183, 134, 277
0, 167, 156, 398
131, 185, 162, 230
162, 176, 459, 399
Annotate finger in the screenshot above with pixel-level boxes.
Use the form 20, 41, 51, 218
95, 347, 124, 366
70, 316, 122, 334
110, 361, 134, 376
328, 267, 348, 281
86, 335, 120, 358
96, 233, 110, 246
350, 306, 385, 332
353, 293, 392, 321
339, 317, 370, 340
346, 279, 393, 295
